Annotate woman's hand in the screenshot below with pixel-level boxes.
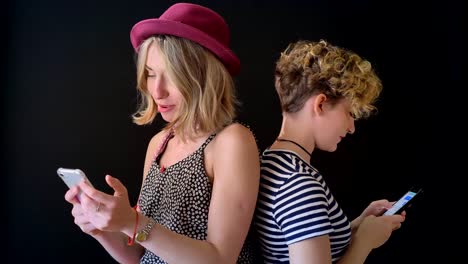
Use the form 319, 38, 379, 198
353, 214, 405, 250
64, 186, 100, 236
352, 199, 407, 230
78, 175, 136, 234
361, 199, 393, 217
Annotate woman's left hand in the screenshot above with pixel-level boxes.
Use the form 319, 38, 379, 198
78, 175, 135, 233
354, 199, 407, 229
360, 199, 393, 217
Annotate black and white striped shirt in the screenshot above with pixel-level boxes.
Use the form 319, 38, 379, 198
255, 149, 352, 263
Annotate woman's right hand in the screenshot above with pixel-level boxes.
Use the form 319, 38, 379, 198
354, 214, 404, 250
64, 185, 101, 236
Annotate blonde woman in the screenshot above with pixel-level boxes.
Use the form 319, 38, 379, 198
65, 3, 260, 263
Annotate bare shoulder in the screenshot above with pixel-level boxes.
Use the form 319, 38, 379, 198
145, 129, 170, 159
147, 130, 167, 149
209, 123, 260, 182
213, 123, 257, 149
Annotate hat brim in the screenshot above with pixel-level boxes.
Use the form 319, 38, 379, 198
130, 19, 240, 75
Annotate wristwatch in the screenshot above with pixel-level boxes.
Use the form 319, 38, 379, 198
136, 218, 157, 242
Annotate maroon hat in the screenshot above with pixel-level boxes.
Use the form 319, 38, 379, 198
130, 3, 240, 76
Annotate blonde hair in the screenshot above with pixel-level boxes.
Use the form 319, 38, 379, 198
132, 35, 238, 140
275, 40, 382, 119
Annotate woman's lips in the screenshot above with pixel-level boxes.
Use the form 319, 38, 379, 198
158, 104, 174, 113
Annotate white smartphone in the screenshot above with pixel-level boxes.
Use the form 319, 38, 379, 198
57, 167, 93, 201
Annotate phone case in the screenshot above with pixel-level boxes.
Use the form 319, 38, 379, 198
57, 167, 93, 188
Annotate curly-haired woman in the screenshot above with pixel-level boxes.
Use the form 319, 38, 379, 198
255, 40, 405, 264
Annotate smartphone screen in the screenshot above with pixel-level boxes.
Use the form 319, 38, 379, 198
383, 189, 419, 215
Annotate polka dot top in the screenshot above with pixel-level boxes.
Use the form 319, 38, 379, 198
138, 129, 259, 263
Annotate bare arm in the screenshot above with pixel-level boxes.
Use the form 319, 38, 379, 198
289, 235, 333, 264
288, 235, 372, 264
93, 231, 145, 264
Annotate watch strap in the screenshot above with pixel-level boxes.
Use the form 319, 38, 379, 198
136, 217, 157, 242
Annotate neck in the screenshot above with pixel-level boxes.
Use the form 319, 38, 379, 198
172, 125, 211, 144
275, 113, 315, 158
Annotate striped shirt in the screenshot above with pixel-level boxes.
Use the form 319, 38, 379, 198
255, 149, 352, 263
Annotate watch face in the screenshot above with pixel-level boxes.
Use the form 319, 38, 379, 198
136, 232, 147, 242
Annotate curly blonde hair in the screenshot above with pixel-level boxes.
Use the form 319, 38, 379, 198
275, 40, 382, 119
132, 35, 238, 140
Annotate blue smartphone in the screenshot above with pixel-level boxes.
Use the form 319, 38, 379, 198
383, 188, 423, 215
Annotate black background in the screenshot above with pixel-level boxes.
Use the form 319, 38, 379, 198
4, 0, 465, 263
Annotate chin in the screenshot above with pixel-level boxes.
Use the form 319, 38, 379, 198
318, 144, 338, 153
160, 113, 175, 123
327, 145, 338, 152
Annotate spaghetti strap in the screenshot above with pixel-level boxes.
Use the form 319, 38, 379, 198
153, 129, 175, 163
199, 132, 217, 151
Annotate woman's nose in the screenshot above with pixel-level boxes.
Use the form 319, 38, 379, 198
149, 78, 168, 99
